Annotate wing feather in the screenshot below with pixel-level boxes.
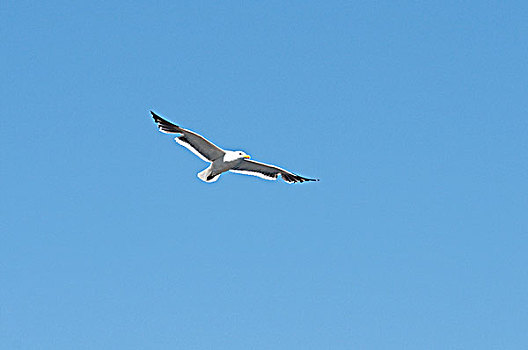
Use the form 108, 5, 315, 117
151, 111, 225, 162
230, 159, 318, 183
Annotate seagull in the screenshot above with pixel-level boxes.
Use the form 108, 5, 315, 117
151, 111, 318, 184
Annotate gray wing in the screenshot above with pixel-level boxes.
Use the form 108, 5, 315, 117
151, 111, 225, 162
230, 159, 318, 183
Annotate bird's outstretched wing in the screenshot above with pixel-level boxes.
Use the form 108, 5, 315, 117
151, 111, 225, 162
230, 159, 319, 183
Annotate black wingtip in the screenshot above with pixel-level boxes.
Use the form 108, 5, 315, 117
281, 172, 319, 184
150, 110, 162, 121
300, 175, 319, 183
150, 111, 181, 133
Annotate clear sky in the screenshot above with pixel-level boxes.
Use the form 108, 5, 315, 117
1, 1, 527, 349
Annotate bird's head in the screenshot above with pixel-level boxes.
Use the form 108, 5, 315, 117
236, 151, 251, 159
223, 150, 251, 162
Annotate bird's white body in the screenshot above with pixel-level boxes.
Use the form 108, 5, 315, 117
197, 151, 249, 182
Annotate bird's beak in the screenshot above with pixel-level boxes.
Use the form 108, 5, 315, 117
244, 155, 251, 159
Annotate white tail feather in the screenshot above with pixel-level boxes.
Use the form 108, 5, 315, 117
197, 165, 220, 183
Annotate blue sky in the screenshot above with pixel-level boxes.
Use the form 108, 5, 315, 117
1, 1, 527, 348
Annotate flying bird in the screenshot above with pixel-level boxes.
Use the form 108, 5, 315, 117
151, 111, 318, 184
